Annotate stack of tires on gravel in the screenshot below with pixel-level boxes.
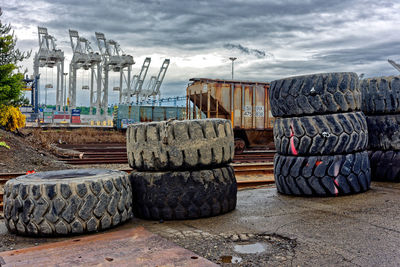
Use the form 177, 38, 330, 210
361, 76, 400, 181
126, 119, 237, 220
4, 169, 133, 236
269, 72, 371, 196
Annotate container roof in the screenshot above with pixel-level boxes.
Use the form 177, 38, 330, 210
189, 78, 269, 86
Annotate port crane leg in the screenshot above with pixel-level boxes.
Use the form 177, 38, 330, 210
90, 66, 95, 114
119, 69, 123, 104
96, 63, 102, 116
102, 67, 109, 118
127, 65, 131, 104
60, 62, 64, 111
56, 64, 60, 111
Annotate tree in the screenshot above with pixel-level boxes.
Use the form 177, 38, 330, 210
0, 64, 25, 106
0, 8, 30, 131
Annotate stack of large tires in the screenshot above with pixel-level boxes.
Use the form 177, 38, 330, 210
4, 169, 133, 236
361, 76, 400, 181
126, 119, 237, 220
269, 72, 371, 196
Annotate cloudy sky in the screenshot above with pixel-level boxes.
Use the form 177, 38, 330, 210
2, 0, 400, 106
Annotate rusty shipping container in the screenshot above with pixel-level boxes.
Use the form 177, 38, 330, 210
186, 78, 274, 152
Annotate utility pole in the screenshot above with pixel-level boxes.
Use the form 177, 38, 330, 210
229, 57, 237, 80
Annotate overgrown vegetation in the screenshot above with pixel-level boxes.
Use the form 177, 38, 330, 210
0, 8, 30, 131
0, 105, 25, 131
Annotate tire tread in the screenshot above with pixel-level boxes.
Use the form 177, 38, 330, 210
269, 72, 361, 117
274, 152, 371, 196
129, 165, 237, 220
4, 170, 133, 236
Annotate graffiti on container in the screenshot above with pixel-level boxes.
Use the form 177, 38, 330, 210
255, 106, 264, 117
121, 119, 136, 129
243, 106, 252, 117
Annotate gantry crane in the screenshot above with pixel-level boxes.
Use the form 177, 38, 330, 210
33, 27, 64, 111
140, 59, 170, 102
68, 30, 102, 114
131, 57, 151, 104
95, 32, 134, 115
388, 59, 400, 73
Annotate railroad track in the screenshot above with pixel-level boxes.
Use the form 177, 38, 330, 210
0, 164, 275, 213
58, 143, 126, 152
57, 143, 276, 165
233, 151, 275, 163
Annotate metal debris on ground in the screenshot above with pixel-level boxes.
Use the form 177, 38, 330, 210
0, 227, 216, 267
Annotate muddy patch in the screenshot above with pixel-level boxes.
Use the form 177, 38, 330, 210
144, 226, 297, 266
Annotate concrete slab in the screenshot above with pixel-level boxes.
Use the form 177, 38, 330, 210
136, 182, 400, 266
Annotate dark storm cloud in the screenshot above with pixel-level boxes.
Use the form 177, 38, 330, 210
312, 41, 400, 65
223, 43, 273, 59
3, 0, 400, 103
5, 0, 367, 48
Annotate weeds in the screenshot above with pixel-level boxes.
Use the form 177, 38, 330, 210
0, 141, 10, 149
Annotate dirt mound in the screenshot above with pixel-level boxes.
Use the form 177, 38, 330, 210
0, 129, 71, 173
24, 128, 126, 145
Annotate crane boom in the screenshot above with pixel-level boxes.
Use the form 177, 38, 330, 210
152, 59, 170, 96
132, 57, 151, 103
138, 59, 170, 101
388, 59, 400, 73
95, 32, 107, 62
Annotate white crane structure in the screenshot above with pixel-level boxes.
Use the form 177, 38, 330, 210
388, 59, 400, 73
130, 57, 151, 104
68, 30, 102, 114
33, 27, 172, 121
33, 27, 65, 111
95, 32, 134, 115
139, 59, 170, 102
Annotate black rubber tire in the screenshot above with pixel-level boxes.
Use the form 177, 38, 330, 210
274, 152, 371, 196
127, 119, 234, 171
361, 76, 400, 115
274, 112, 368, 156
129, 165, 237, 220
369, 150, 400, 182
3, 169, 133, 236
269, 72, 360, 117
365, 114, 400, 151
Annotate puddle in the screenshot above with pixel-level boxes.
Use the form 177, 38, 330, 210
233, 242, 269, 254
220, 255, 242, 263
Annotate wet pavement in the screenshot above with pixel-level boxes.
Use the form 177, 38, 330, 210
1, 181, 400, 266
